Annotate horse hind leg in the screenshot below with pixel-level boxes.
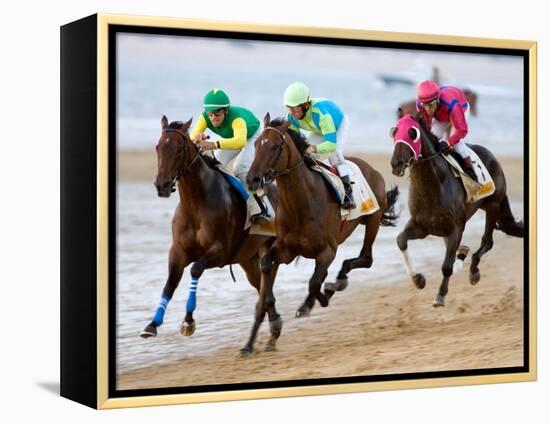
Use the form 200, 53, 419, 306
326, 215, 379, 296
434, 229, 463, 307
469, 202, 499, 285
140, 247, 188, 338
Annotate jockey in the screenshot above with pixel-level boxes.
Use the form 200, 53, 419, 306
283, 82, 356, 209
190, 88, 269, 223
416, 80, 479, 183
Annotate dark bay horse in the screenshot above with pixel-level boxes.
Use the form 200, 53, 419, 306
390, 112, 523, 306
140, 116, 280, 351
243, 113, 399, 354
397, 88, 478, 118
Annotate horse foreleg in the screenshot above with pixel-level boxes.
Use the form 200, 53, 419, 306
240, 254, 283, 353
434, 229, 463, 307
140, 247, 189, 338
396, 219, 429, 289
240, 246, 281, 356
300, 248, 336, 314
331, 215, 379, 294
181, 244, 224, 337
469, 202, 499, 285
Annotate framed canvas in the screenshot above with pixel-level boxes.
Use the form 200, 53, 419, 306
60, 13, 537, 409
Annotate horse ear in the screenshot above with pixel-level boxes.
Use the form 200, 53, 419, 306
408, 126, 420, 141
161, 115, 168, 129
389, 127, 397, 139
263, 112, 271, 128
397, 107, 404, 119
181, 117, 193, 133
282, 119, 290, 131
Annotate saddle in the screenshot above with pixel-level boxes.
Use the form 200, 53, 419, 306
308, 158, 380, 220
442, 147, 496, 203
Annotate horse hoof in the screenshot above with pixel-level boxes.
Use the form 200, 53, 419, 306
433, 295, 446, 307
264, 338, 277, 352
239, 347, 254, 358
269, 315, 283, 339
180, 321, 196, 337
412, 273, 426, 289
470, 271, 481, 285
295, 306, 311, 318
457, 245, 470, 261
325, 277, 348, 293
139, 323, 157, 338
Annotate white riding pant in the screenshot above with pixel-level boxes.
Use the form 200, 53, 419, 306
431, 105, 470, 159
306, 115, 351, 177
213, 128, 259, 185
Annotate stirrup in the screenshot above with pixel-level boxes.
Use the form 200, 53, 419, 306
251, 212, 270, 225
342, 196, 356, 210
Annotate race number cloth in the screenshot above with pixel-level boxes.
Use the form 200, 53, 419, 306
311, 160, 380, 220
443, 146, 495, 203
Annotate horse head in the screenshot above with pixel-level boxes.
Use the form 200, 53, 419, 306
247, 113, 304, 191
154, 115, 194, 197
389, 113, 424, 177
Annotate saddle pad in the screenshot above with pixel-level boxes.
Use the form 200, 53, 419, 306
216, 165, 275, 235
443, 147, 495, 203
216, 165, 249, 202
311, 160, 380, 220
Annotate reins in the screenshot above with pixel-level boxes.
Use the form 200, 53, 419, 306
263, 126, 304, 181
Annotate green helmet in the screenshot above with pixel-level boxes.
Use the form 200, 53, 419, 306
203, 89, 230, 111
284, 82, 310, 107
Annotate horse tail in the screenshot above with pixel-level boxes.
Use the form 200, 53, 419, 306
380, 186, 400, 227
496, 195, 524, 238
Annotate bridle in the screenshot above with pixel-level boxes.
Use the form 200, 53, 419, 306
261, 126, 304, 183
161, 128, 202, 189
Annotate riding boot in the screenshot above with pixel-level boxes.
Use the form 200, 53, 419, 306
250, 194, 270, 224
340, 175, 356, 209
462, 156, 479, 184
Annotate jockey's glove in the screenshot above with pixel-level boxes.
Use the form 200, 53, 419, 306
438, 140, 451, 153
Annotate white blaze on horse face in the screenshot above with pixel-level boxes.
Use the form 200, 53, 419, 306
400, 249, 415, 278
260, 138, 268, 146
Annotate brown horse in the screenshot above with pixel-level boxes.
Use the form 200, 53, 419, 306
397, 88, 478, 118
140, 116, 281, 351
389, 112, 523, 306
242, 113, 399, 354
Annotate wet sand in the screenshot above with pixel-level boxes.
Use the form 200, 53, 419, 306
116, 150, 525, 390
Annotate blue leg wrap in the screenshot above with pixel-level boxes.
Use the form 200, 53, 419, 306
186, 278, 199, 313
152, 295, 170, 326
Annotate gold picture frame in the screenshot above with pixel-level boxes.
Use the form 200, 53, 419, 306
61, 13, 536, 409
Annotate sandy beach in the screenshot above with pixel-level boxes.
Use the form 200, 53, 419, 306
116, 150, 525, 390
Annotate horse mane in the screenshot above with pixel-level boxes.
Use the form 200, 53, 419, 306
169, 120, 221, 169
268, 117, 309, 155
413, 114, 440, 148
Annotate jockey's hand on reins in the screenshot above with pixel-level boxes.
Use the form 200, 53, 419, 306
303, 153, 317, 167
438, 140, 451, 154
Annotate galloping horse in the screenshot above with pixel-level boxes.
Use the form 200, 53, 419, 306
397, 88, 478, 118
389, 112, 523, 306
243, 113, 399, 354
140, 116, 280, 351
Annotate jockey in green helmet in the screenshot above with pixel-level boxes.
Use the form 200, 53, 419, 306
284, 82, 356, 209
190, 88, 269, 223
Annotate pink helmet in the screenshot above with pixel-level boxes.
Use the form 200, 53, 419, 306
417, 80, 440, 103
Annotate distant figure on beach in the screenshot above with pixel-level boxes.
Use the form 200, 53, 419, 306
283, 82, 356, 209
